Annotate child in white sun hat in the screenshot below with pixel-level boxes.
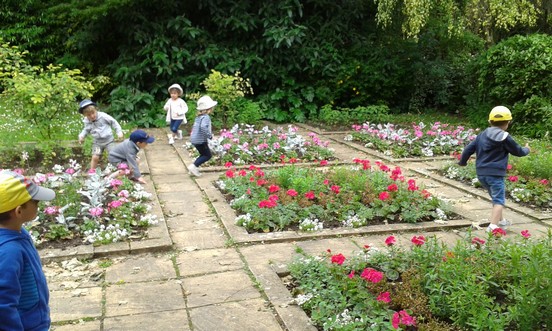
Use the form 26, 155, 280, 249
164, 83, 188, 145
188, 95, 217, 177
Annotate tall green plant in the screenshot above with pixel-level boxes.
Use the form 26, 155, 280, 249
2, 64, 94, 139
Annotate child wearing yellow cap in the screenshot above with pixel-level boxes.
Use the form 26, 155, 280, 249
0, 170, 56, 330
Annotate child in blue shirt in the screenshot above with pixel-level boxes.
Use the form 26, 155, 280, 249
0, 170, 56, 331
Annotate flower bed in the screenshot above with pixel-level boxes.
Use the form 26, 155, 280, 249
287, 231, 551, 330
185, 124, 336, 166
442, 162, 552, 210
216, 159, 451, 233
7, 161, 158, 247
348, 122, 477, 158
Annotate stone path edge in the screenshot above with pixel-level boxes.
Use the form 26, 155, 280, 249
39, 150, 173, 264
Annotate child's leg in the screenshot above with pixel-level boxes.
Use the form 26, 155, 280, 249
479, 175, 506, 226
170, 119, 183, 138
194, 143, 212, 167
90, 143, 102, 171
490, 204, 504, 225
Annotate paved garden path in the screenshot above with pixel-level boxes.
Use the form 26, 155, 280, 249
44, 126, 552, 331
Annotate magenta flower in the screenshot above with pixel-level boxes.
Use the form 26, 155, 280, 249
110, 179, 123, 188
348, 270, 355, 279
224, 161, 233, 168
385, 235, 396, 246
379, 191, 390, 201
411, 235, 426, 246
286, 189, 298, 197
88, 168, 96, 175
225, 170, 235, 178
331, 185, 340, 194
118, 190, 130, 198
392, 310, 416, 329
360, 268, 384, 283
472, 237, 486, 246
540, 179, 549, 185
319, 160, 328, 166
491, 228, 507, 237
268, 185, 280, 193
387, 183, 398, 192
305, 191, 315, 200
89, 207, 104, 217
331, 253, 346, 265
44, 206, 59, 215
377, 291, 391, 303
65, 168, 75, 175
108, 200, 123, 209
508, 176, 519, 182
521, 230, 531, 238
117, 163, 129, 170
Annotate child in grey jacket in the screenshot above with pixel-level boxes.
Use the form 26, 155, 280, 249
78, 99, 124, 173
188, 96, 217, 177
108, 129, 154, 184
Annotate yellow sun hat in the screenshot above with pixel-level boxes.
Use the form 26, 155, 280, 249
0, 170, 55, 214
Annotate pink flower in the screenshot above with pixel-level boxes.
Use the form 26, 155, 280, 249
88, 168, 96, 174
323, 179, 329, 185
319, 160, 328, 166
289, 157, 298, 164
385, 235, 396, 246
89, 207, 104, 217
377, 292, 391, 303
360, 268, 384, 283
331, 253, 346, 265
491, 227, 507, 237
268, 185, 280, 193
305, 191, 315, 200
331, 185, 340, 194
539, 179, 549, 185
108, 200, 123, 209
224, 161, 233, 168
507, 176, 518, 182
238, 170, 247, 176
110, 179, 123, 188
521, 230, 531, 238
472, 237, 486, 246
379, 191, 390, 201
348, 270, 355, 279
44, 206, 59, 215
421, 189, 431, 199
286, 189, 298, 197
117, 163, 129, 170
256, 179, 267, 186
392, 310, 416, 329
507, 164, 513, 170
411, 235, 426, 246
258, 199, 277, 208
225, 170, 235, 178
65, 168, 75, 175
387, 183, 398, 192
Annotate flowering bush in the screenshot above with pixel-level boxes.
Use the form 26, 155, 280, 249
185, 124, 335, 166
348, 122, 477, 158
443, 161, 552, 209
288, 231, 552, 330
216, 159, 451, 232
6, 160, 158, 246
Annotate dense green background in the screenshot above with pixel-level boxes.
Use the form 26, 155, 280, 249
1, 0, 551, 135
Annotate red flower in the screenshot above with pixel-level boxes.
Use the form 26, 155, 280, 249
305, 191, 315, 200
539, 179, 549, 185
507, 164, 513, 170
224, 161, 233, 168
379, 191, 390, 201
491, 227, 507, 237
268, 185, 280, 193
331, 185, 340, 194
471, 237, 486, 246
286, 189, 298, 197
225, 170, 235, 178
258, 199, 277, 208
385, 235, 396, 246
323, 179, 329, 185
392, 310, 416, 329
387, 183, 398, 192
331, 253, 346, 265
411, 235, 426, 246
521, 230, 531, 238
347, 270, 355, 279
238, 170, 247, 176
269, 194, 278, 202
319, 160, 328, 166
289, 157, 298, 164
421, 189, 431, 199
376, 291, 391, 303
507, 176, 519, 182
256, 179, 267, 186
360, 268, 384, 283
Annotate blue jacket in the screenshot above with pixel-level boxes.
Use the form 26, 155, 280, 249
459, 127, 530, 176
0, 228, 50, 331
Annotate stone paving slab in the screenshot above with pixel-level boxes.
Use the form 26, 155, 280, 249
189, 298, 283, 331
51, 320, 101, 331
176, 247, 244, 277
170, 227, 227, 250
105, 281, 186, 317
167, 215, 219, 232
105, 254, 177, 283
103, 310, 190, 331
183, 270, 262, 308
50, 287, 103, 322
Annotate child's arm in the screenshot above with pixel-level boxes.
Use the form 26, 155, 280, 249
105, 113, 124, 140
458, 138, 477, 166
0, 248, 26, 330
179, 99, 189, 123
78, 123, 90, 143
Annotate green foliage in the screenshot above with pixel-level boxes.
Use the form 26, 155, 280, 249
2, 64, 94, 139
512, 95, 552, 139
318, 104, 390, 127
200, 69, 256, 128
0, 39, 35, 85
467, 34, 552, 133
109, 86, 164, 128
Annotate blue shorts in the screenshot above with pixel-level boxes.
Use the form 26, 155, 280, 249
478, 175, 505, 206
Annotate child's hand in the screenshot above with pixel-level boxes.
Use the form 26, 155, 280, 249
117, 133, 124, 141
525, 143, 531, 152
78, 137, 84, 144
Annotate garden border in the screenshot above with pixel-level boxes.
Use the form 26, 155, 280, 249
38, 151, 173, 264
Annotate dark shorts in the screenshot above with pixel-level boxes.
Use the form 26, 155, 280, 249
478, 175, 505, 205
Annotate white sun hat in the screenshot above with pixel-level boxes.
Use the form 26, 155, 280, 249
196, 95, 218, 111
167, 83, 183, 95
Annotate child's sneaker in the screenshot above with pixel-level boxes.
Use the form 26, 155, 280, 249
486, 223, 499, 233
168, 136, 175, 145
177, 130, 183, 140
187, 164, 201, 177
498, 219, 512, 229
